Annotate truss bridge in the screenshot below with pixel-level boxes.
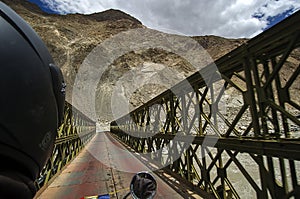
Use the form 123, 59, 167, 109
37, 10, 300, 199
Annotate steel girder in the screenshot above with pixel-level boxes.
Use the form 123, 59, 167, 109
111, 11, 300, 199
35, 102, 96, 190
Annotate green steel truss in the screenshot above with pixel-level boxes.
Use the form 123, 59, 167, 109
35, 102, 96, 190
111, 11, 300, 198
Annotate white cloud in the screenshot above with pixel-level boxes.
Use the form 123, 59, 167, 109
41, 0, 117, 14
257, 0, 298, 16
41, 0, 300, 38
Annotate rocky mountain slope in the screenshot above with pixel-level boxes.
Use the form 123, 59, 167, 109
3, 0, 143, 100
3, 0, 299, 124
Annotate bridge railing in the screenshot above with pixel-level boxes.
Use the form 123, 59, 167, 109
111, 11, 300, 198
35, 101, 96, 190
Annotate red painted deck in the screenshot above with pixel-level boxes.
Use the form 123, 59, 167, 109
36, 132, 201, 199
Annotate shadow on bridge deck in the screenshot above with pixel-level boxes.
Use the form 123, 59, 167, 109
36, 132, 200, 199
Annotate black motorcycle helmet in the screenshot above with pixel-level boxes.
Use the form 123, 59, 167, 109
0, 1, 65, 193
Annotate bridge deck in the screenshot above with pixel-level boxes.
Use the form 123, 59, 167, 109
36, 132, 199, 199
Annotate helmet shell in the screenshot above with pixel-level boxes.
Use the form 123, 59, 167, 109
0, 2, 64, 179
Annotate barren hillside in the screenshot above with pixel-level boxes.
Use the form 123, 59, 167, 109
3, 0, 299, 124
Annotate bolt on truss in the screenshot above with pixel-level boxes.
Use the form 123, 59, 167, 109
111, 11, 300, 199
35, 102, 96, 190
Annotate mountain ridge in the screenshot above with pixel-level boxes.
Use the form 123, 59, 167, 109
1, 0, 255, 122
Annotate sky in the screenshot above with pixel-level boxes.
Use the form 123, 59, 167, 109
27, 0, 300, 38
